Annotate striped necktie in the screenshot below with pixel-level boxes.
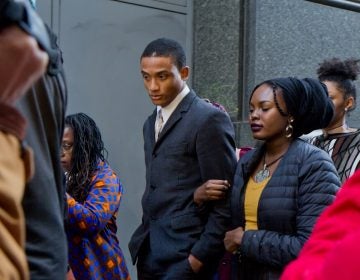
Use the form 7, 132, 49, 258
155, 109, 164, 141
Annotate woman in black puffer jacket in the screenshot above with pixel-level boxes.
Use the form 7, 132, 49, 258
224, 77, 341, 280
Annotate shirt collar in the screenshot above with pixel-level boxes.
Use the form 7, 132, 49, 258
157, 84, 190, 123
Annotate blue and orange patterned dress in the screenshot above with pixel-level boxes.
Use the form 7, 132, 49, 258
66, 161, 130, 280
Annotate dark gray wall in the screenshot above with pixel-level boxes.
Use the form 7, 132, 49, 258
193, 0, 360, 147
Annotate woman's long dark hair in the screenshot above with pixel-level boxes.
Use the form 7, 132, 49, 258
65, 113, 107, 203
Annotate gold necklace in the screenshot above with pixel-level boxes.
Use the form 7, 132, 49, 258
254, 154, 284, 183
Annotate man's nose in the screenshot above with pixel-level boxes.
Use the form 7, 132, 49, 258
149, 79, 159, 91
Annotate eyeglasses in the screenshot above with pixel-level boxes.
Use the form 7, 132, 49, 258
61, 142, 73, 153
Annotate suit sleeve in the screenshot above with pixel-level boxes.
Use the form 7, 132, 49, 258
239, 149, 340, 268
190, 110, 237, 263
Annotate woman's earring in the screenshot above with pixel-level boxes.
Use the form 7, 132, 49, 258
285, 117, 294, 138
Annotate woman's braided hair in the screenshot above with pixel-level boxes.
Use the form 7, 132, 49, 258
65, 113, 107, 203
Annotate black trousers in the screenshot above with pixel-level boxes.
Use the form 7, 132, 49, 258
136, 238, 214, 280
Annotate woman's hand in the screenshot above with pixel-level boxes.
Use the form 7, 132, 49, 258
193, 179, 230, 205
224, 227, 244, 253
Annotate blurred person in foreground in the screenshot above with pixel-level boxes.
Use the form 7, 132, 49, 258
0, 20, 48, 280
16, 12, 69, 280
0, 0, 51, 278
281, 169, 360, 280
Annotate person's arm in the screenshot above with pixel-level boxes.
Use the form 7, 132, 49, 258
193, 147, 253, 205
0, 24, 48, 144
66, 164, 123, 236
188, 110, 237, 271
228, 149, 339, 268
0, 26, 48, 104
0, 0, 50, 106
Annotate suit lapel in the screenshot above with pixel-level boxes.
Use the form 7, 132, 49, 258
149, 109, 157, 148
153, 91, 196, 150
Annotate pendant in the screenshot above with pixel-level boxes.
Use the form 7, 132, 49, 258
254, 165, 270, 183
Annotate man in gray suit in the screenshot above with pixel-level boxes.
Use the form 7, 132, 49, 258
129, 38, 237, 279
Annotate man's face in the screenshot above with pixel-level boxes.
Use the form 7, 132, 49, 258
140, 56, 188, 107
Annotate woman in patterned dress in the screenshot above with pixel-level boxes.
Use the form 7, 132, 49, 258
311, 58, 360, 183
61, 113, 130, 280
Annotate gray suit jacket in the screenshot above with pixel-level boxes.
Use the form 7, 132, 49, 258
129, 91, 237, 274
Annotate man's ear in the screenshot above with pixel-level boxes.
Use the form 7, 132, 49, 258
180, 66, 189, 81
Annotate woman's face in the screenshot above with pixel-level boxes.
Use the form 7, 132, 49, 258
249, 84, 288, 141
61, 126, 74, 172
323, 80, 350, 128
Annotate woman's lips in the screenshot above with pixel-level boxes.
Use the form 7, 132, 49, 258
250, 124, 262, 132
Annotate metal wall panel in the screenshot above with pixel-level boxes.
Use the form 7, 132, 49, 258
115, 0, 188, 12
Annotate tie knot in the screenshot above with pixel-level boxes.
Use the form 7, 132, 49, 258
157, 109, 163, 121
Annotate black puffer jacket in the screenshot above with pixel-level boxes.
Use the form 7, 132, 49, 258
231, 139, 340, 280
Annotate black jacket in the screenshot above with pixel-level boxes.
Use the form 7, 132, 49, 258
231, 139, 340, 280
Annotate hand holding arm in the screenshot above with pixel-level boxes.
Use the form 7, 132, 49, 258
193, 179, 230, 205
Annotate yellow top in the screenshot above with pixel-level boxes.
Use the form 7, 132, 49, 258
244, 176, 270, 230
